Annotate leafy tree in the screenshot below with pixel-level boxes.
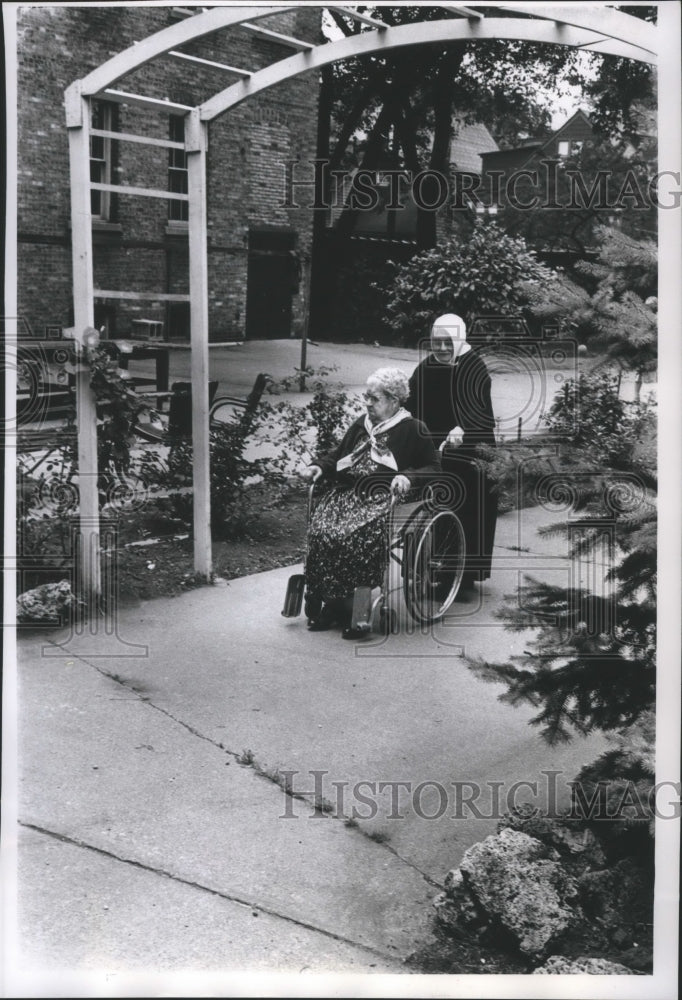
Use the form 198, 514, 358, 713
499, 131, 657, 255
313, 7, 656, 339
380, 220, 553, 344
493, 8, 657, 259
579, 7, 657, 141
323, 6, 587, 247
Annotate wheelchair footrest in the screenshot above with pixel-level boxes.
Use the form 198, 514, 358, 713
351, 586, 373, 630
282, 573, 305, 617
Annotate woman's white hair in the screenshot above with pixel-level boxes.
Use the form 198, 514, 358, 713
368, 367, 410, 403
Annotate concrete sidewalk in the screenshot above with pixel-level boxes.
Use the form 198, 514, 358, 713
8, 502, 609, 991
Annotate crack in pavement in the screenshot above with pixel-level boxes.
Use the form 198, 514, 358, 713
19, 822, 402, 965
44, 640, 444, 891
239, 756, 445, 891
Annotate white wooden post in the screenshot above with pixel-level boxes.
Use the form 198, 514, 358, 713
66, 86, 100, 601
186, 109, 212, 578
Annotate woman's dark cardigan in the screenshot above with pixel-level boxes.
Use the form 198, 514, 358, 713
315, 415, 440, 492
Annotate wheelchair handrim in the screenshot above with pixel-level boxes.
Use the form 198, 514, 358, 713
403, 509, 466, 624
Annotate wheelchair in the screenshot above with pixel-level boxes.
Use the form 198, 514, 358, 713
282, 475, 466, 636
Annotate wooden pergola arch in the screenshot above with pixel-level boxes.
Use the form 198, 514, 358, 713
64, 3, 658, 597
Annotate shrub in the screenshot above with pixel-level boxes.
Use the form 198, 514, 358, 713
86, 344, 157, 493
17, 451, 80, 592
254, 365, 358, 476
138, 366, 357, 538
543, 370, 656, 467
572, 710, 656, 861
139, 418, 267, 540
381, 221, 554, 346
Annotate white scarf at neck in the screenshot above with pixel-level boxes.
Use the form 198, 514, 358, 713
336, 407, 411, 472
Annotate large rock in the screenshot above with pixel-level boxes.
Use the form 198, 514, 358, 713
434, 869, 487, 935
458, 828, 580, 957
577, 859, 653, 947
16, 579, 77, 624
499, 805, 607, 869
534, 955, 638, 974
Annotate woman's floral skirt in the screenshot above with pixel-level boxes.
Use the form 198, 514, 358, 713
306, 485, 390, 601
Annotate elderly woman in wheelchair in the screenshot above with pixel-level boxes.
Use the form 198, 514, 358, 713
284, 367, 465, 640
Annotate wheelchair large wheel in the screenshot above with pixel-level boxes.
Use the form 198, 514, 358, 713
402, 508, 465, 624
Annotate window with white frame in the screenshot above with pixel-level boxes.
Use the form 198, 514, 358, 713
90, 100, 116, 220
557, 139, 584, 159
168, 116, 189, 223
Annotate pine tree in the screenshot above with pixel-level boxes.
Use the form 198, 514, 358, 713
471, 374, 656, 746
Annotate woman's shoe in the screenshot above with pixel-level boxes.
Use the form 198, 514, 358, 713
342, 623, 371, 640
304, 592, 323, 621
307, 602, 341, 631
453, 573, 479, 602
308, 618, 336, 632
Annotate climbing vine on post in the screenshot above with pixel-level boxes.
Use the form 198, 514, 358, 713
82, 344, 157, 501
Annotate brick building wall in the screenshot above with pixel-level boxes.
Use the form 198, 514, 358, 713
16, 5, 322, 341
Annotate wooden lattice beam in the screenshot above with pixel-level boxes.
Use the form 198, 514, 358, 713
241, 22, 314, 51
327, 6, 388, 30
97, 89, 193, 115
71, 6, 299, 102
440, 5, 484, 19
168, 50, 251, 77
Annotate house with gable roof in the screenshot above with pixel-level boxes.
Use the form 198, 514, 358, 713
479, 109, 604, 261
480, 109, 594, 186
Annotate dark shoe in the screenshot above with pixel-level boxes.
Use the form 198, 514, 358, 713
307, 602, 342, 631
342, 624, 372, 641
304, 592, 323, 621
307, 618, 336, 632
452, 573, 477, 602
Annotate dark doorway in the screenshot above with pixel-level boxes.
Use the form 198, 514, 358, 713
166, 301, 190, 342
94, 303, 117, 339
246, 227, 298, 339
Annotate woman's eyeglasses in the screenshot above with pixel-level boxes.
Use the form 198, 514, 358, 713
363, 391, 398, 403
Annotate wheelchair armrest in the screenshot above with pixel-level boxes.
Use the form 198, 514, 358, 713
390, 485, 423, 509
